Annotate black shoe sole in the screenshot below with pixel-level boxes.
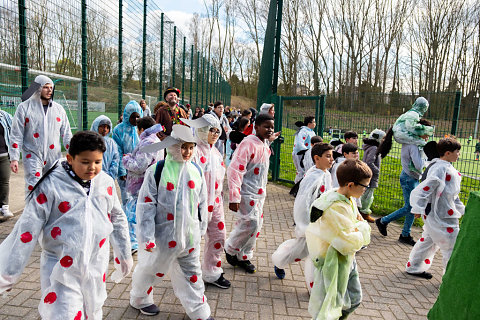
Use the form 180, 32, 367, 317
406, 271, 433, 279
375, 219, 388, 236
209, 281, 231, 289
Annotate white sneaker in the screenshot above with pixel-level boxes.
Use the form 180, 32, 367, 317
1, 205, 13, 218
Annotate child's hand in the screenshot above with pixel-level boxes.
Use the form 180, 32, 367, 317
357, 213, 364, 221
414, 213, 421, 219
145, 248, 153, 252
229, 203, 240, 212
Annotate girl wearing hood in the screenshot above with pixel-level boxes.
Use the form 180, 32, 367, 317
129, 125, 213, 319
112, 101, 143, 206
292, 116, 316, 183
359, 129, 386, 222
182, 114, 231, 289
122, 117, 164, 253
9, 75, 73, 194
90, 115, 120, 180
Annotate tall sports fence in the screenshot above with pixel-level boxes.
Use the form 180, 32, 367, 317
271, 91, 480, 215
0, 0, 231, 130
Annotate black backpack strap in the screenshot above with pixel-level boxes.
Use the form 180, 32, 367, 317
154, 160, 165, 186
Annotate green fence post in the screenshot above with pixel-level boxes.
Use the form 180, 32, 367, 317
141, 0, 147, 99
201, 57, 205, 106
210, 65, 214, 104
158, 13, 164, 100
273, 95, 283, 181
451, 91, 462, 136
181, 37, 186, 105
318, 95, 326, 136
81, 0, 88, 130
172, 26, 177, 87
118, 0, 123, 119
18, 0, 28, 93
196, 51, 200, 107
205, 60, 209, 106
190, 45, 194, 105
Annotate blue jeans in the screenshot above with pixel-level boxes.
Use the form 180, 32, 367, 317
380, 170, 419, 237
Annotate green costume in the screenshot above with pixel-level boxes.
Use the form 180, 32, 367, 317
392, 97, 434, 147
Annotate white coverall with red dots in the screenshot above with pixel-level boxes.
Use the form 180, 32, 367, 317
9, 76, 72, 194
224, 135, 270, 262
130, 151, 211, 320
405, 158, 465, 274
0, 164, 132, 320
272, 166, 332, 290
194, 140, 227, 283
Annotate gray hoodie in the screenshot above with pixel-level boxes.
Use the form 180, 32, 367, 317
362, 139, 381, 188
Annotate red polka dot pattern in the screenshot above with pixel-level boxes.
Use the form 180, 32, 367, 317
320, 185, 325, 193
44, 292, 57, 304
446, 174, 451, 181
35, 172, 41, 177
147, 286, 153, 294
200, 156, 207, 163
254, 168, 260, 175
424, 259, 431, 264
167, 213, 174, 220
58, 201, 71, 213
107, 186, 113, 196
423, 186, 430, 191
20, 232, 33, 243
188, 180, 195, 189
242, 255, 247, 260
74, 311, 82, 320
447, 209, 454, 216
26, 154, 31, 158
51, 227, 61, 239
208, 205, 214, 212
56, 117, 61, 122
166, 182, 174, 191
156, 273, 164, 277
407, 262, 411, 267
12, 143, 18, 148
144, 196, 152, 203
60, 255, 73, 268
99, 238, 106, 248
258, 188, 263, 195
33, 132, 39, 138
36, 193, 47, 204
218, 222, 225, 230
294, 258, 301, 262
189, 248, 195, 254
239, 165, 245, 171
420, 238, 425, 242
447, 227, 454, 233
115, 257, 120, 264
216, 261, 222, 267
249, 200, 255, 206
190, 275, 198, 283
146, 242, 155, 249
168, 241, 177, 248
214, 242, 221, 249
49, 144, 54, 149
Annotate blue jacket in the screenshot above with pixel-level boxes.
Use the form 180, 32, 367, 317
91, 115, 120, 179
112, 101, 143, 177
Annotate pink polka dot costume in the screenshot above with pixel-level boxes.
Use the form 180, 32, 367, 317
0, 164, 132, 319
129, 125, 211, 320
272, 166, 332, 290
8, 75, 73, 194
185, 115, 227, 284
405, 158, 465, 274
224, 134, 271, 262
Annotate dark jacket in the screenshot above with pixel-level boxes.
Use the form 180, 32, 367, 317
362, 138, 381, 188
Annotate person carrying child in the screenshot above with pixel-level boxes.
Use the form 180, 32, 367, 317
306, 159, 372, 320
122, 117, 164, 253
129, 125, 213, 319
359, 129, 387, 223
181, 114, 231, 289
91, 115, 120, 179
405, 137, 464, 279
272, 143, 334, 290
0, 131, 133, 319
375, 117, 433, 246
293, 116, 316, 183
112, 101, 143, 206
224, 114, 275, 273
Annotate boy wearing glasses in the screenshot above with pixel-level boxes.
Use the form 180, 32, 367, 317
306, 159, 372, 320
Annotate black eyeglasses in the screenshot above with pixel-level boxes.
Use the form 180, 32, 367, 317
209, 128, 221, 135
354, 182, 369, 188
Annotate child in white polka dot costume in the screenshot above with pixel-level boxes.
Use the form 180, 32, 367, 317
129, 125, 213, 319
224, 114, 274, 273
272, 143, 334, 290
406, 137, 464, 279
0, 131, 132, 319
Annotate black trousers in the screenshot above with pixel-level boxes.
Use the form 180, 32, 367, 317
0, 155, 10, 206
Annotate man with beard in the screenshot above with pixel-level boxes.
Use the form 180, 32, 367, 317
154, 87, 188, 140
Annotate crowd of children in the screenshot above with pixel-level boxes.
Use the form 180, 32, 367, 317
0, 94, 470, 320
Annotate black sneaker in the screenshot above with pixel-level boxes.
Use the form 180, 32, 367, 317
237, 259, 256, 273
131, 248, 138, 255
375, 218, 388, 236
398, 234, 416, 246
225, 250, 238, 266
210, 273, 231, 289
274, 266, 286, 279
406, 271, 433, 279
139, 304, 160, 316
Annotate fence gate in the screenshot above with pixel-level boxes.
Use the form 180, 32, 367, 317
271, 95, 325, 182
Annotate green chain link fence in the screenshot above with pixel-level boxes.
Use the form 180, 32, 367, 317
272, 92, 480, 215
0, 0, 231, 131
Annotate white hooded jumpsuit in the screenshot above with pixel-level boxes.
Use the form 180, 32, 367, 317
292, 126, 315, 183
130, 144, 211, 320
272, 166, 332, 290
193, 123, 227, 283
9, 75, 72, 194
225, 135, 270, 261
90, 115, 120, 179
405, 158, 465, 274
0, 164, 132, 319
